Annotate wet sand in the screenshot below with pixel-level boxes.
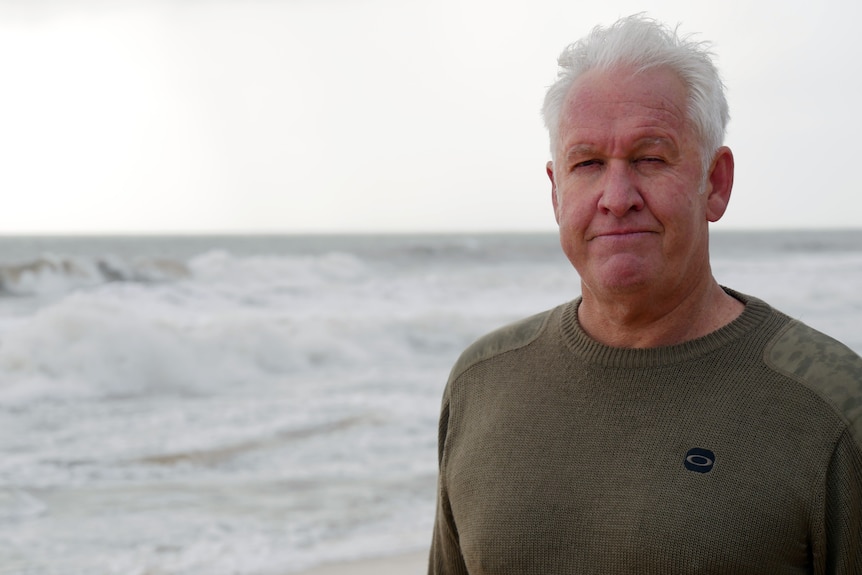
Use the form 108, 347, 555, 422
294, 550, 427, 575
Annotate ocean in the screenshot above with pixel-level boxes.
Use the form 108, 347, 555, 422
0, 230, 860, 574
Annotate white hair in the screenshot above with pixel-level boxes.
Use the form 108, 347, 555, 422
541, 15, 729, 176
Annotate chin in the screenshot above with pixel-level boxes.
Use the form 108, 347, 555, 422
588, 259, 655, 291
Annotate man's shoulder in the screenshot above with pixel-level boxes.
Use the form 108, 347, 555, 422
448, 307, 557, 383
765, 319, 862, 444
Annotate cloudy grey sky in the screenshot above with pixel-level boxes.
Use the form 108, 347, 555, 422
0, 0, 859, 234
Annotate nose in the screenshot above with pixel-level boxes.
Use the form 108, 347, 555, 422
597, 161, 644, 217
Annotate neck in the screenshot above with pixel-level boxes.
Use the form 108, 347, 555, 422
577, 278, 744, 348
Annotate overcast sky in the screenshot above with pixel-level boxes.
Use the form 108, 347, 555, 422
0, 0, 859, 234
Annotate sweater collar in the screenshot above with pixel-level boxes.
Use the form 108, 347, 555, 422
559, 287, 773, 368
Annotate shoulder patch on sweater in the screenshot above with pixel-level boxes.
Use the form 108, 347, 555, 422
448, 309, 552, 382
765, 320, 862, 446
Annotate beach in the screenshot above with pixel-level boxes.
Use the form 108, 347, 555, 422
295, 551, 427, 575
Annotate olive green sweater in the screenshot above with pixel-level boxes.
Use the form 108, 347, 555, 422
429, 290, 862, 574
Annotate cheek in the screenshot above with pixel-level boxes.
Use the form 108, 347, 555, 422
646, 179, 702, 221
555, 190, 591, 230
648, 193, 709, 249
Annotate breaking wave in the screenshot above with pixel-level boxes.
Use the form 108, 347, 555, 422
0, 254, 190, 296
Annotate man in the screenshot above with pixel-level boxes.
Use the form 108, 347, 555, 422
428, 15, 862, 574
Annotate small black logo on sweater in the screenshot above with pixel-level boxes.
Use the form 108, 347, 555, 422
684, 448, 715, 473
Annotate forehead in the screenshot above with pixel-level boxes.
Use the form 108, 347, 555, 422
558, 66, 692, 149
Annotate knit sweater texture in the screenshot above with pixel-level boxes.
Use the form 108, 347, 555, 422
429, 289, 862, 574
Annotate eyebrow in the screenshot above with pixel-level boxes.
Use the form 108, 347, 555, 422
563, 144, 598, 163
632, 137, 676, 151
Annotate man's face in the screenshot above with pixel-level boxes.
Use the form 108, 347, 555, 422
548, 65, 728, 303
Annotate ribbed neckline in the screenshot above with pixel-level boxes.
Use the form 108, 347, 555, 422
559, 287, 773, 368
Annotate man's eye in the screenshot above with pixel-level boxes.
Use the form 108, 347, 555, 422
572, 159, 601, 171
637, 157, 665, 164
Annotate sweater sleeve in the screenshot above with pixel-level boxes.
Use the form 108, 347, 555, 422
428, 393, 470, 575
821, 429, 862, 574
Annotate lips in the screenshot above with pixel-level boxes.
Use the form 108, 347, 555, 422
588, 229, 656, 241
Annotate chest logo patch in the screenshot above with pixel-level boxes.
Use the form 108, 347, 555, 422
684, 447, 715, 474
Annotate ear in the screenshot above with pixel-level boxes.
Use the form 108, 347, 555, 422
547, 161, 560, 224
705, 147, 734, 222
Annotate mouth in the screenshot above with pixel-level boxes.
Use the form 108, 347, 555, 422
589, 229, 655, 241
